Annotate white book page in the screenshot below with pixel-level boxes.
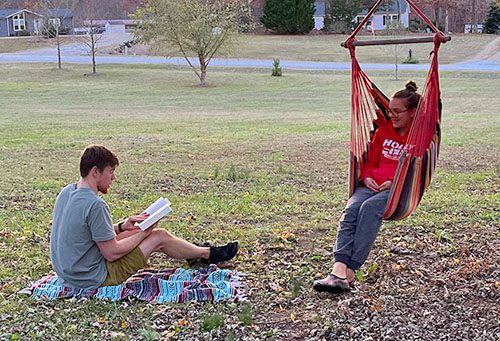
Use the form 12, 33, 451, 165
141, 197, 171, 215
138, 198, 172, 230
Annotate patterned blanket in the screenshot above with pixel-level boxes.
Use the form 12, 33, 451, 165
20, 265, 245, 303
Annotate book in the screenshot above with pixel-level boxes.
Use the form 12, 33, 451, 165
137, 197, 172, 231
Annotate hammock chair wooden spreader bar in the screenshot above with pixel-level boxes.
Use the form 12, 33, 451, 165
342, 0, 450, 221
341, 35, 451, 47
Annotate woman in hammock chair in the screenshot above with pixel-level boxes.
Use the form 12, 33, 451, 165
313, 80, 421, 293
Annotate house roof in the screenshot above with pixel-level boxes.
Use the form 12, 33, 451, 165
48, 8, 73, 18
0, 8, 43, 19
359, 0, 408, 16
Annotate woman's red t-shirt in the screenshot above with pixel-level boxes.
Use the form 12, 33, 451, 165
360, 124, 409, 186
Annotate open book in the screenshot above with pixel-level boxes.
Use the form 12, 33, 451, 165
137, 197, 172, 231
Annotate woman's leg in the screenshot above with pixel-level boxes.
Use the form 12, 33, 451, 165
313, 188, 378, 292
333, 187, 378, 273
349, 190, 389, 269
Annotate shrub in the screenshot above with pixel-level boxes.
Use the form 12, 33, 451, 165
483, 1, 500, 34
58, 27, 71, 35
42, 24, 57, 38
261, 0, 315, 34
271, 58, 282, 76
402, 56, 419, 64
15, 30, 30, 36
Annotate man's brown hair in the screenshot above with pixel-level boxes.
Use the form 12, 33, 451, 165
80, 145, 119, 177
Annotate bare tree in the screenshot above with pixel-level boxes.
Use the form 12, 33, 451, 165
134, 0, 253, 86
35, 0, 78, 69
78, 0, 104, 75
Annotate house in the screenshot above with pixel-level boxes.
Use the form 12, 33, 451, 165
82, 19, 138, 34
46, 8, 74, 34
313, 0, 409, 31
0, 9, 43, 36
355, 0, 410, 31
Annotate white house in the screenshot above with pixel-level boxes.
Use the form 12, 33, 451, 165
355, 0, 410, 31
313, 0, 410, 31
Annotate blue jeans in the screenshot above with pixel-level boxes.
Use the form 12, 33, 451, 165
333, 187, 389, 270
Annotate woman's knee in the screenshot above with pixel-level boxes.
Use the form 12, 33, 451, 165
359, 200, 385, 218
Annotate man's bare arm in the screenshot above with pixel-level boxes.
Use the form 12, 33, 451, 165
97, 229, 152, 262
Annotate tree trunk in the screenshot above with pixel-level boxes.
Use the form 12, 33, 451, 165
324, 0, 331, 31
471, 0, 477, 32
199, 54, 207, 86
445, 9, 449, 33
91, 32, 97, 74
56, 29, 62, 69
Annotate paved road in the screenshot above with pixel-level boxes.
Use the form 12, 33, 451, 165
1, 32, 499, 72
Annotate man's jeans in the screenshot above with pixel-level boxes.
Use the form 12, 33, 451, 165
333, 187, 389, 270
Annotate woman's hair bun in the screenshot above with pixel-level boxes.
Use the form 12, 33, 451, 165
405, 80, 418, 92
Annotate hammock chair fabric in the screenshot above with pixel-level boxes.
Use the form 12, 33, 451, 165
343, 0, 449, 220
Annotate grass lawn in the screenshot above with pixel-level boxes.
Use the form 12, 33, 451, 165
149, 33, 497, 64
0, 63, 498, 340
0, 36, 77, 53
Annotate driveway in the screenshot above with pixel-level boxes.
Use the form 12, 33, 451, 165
1, 32, 500, 72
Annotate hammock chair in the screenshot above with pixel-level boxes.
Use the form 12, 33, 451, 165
342, 0, 451, 220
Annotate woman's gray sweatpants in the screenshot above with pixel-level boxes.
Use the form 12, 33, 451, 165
333, 187, 389, 270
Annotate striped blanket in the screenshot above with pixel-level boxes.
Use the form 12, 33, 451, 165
20, 265, 245, 303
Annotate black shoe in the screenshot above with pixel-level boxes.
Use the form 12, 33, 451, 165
313, 274, 351, 294
208, 241, 239, 264
186, 241, 214, 265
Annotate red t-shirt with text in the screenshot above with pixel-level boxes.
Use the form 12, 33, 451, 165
360, 124, 408, 186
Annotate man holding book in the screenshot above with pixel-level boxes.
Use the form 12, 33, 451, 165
50, 144, 239, 289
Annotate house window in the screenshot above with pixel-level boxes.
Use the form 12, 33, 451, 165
13, 13, 26, 31
49, 18, 61, 28
384, 14, 400, 26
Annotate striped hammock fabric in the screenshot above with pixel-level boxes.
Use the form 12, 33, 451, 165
20, 266, 245, 303
343, 0, 447, 220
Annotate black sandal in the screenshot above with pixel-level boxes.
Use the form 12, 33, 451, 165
313, 274, 351, 293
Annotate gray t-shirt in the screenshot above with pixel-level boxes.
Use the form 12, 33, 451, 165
50, 184, 116, 288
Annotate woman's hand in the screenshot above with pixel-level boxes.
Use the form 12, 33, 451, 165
378, 180, 392, 192
363, 177, 380, 192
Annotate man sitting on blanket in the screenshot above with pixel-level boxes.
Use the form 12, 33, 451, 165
50, 144, 239, 289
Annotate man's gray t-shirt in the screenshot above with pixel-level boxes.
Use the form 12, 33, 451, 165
50, 184, 116, 288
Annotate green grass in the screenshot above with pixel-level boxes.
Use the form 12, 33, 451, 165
0, 63, 498, 339
150, 33, 498, 64
0, 36, 76, 53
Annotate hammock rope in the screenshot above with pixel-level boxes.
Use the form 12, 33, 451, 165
343, 0, 449, 220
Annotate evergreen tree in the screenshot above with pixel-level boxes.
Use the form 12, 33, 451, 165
261, 0, 315, 34
326, 0, 362, 33
483, 1, 500, 34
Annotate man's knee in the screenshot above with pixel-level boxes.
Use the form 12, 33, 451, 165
150, 228, 174, 243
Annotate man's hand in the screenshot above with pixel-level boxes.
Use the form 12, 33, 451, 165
121, 213, 149, 231
363, 177, 380, 192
